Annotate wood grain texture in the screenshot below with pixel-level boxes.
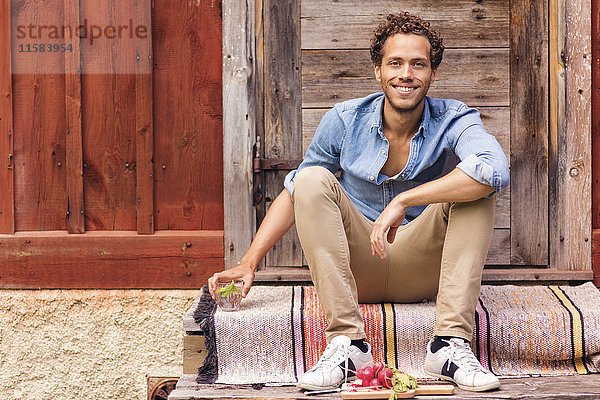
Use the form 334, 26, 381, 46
254, 266, 594, 284
593, 0, 599, 285
509, 0, 549, 265
549, 0, 592, 271
134, 0, 154, 234
12, 0, 68, 231
0, 0, 14, 233
253, 0, 266, 271
263, 0, 303, 267
302, 107, 511, 229
64, 0, 85, 233
593, 0, 600, 230
301, 0, 509, 50
0, 230, 223, 288
223, 0, 256, 267
183, 334, 207, 374
80, 0, 137, 230
170, 374, 600, 400
153, 0, 223, 230
302, 49, 509, 108
593, 229, 600, 286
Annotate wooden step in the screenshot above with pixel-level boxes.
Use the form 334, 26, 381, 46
168, 374, 600, 400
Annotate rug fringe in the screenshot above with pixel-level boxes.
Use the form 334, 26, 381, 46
194, 285, 218, 384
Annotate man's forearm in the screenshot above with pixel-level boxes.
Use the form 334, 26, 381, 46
239, 189, 296, 270
395, 168, 494, 208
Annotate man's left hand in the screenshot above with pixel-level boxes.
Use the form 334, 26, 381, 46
370, 198, 407, 259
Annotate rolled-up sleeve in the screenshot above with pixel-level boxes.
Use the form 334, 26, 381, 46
284, 108, 344, 195
451, 109, 510, 196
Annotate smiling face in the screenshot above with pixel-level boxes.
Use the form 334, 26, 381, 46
374, 33, 437, 114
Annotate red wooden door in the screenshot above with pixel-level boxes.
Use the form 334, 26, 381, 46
0, 0, 223, 288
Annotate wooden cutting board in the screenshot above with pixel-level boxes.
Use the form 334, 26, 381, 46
340, 384, 454, 399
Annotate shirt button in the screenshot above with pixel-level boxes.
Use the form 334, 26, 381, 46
369, 176, 375, 181
381, 150, 386, 155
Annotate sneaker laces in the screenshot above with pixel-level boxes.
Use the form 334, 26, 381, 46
310, 341, 351, 383
445, 339, 486, 373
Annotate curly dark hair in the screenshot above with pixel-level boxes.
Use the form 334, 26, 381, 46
370, 12, 444, 69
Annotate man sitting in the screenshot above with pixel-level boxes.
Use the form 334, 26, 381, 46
208, 11, 508, 393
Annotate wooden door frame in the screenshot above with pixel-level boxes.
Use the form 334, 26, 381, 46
222, 0, 592, 281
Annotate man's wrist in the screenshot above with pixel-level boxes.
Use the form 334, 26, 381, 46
393, 193, 410, 210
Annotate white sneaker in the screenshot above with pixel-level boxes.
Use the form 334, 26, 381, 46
297, 335, 373, 390
424, 337, 500, 392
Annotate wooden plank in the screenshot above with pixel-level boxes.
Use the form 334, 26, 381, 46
64, 0, 85, 233
509, 0, 549, 265
153, 0, 223, 230
593, 229, 600, 287
80, 0, 137, 230
301, 0, 509, 50
12, 0, 68, 231
183, 334, 207, 374
302, 49, 509, 108
135, 0, 154, 234
0, 230, 224, 288
593, 0, 600, 230
253, 0, 266, 270
254, 267, 594, 284
302, 107, 511, 229
593, 253, 600, 287
223, 0, 256, 267
0, 0, 13, 233
170, 374, 600, 400
549, 0, 592, 271
593, 230, 600, 286
171, 376, 600, 400
263, 0, 303, 267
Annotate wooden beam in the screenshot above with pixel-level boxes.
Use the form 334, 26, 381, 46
223, 0, 257, 268
594, 0, 600, 285
263, 0, 303, 267
0, 230, 224, 289
591, 0, 600, 229
510, 0, 549, 265
593, 229, 600, 286
0, 0, 13, 234
135, 0, 154, 234
64, 0, 85, 233
254, 267, 594, 284
549, 0, 592, 271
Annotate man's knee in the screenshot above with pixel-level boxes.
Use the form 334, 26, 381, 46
292, 166, 337, 203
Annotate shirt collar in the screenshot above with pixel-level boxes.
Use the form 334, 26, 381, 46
370, 94, 430, 139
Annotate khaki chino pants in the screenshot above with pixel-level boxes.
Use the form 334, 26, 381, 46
292, 166, 495, 343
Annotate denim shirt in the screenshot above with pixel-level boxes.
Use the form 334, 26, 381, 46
284, 93, 510, 224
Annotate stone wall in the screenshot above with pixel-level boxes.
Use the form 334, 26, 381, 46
0, 289, 198, 400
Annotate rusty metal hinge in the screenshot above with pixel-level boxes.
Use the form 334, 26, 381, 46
252, 158, 302, 206
253, 158, 302, 173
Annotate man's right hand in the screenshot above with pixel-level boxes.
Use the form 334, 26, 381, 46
207, 263, 255, 300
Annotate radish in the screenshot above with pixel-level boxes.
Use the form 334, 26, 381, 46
361, 366, 374, 382
370, 377, 382, 388
355, 368, 364, 380
380, 367, 393, 388
372, 361, 384, 377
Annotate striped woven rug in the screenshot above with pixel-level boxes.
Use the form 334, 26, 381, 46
194, 283, 600, 385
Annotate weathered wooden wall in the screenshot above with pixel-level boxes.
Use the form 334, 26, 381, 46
249, 0, 592, 282
0, 0, 224, 288
592, 0, 600, 286
259, 0, 520, 270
